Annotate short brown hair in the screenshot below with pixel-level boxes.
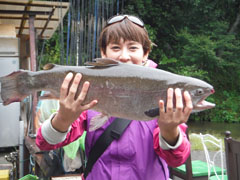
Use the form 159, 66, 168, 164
99, 18, 152, 55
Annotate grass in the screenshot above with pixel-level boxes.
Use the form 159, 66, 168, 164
189, 133, 225, 151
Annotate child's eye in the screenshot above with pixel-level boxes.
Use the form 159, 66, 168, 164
111, 46, 120, 50
130, 46, 138, 50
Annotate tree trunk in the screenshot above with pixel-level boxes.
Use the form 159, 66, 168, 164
228, 6, 240, 34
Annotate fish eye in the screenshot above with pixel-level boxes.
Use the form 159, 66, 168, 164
196, 88, 204, 96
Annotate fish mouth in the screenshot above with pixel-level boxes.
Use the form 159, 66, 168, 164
195, 100, 215, 110
194, 89, 215, 112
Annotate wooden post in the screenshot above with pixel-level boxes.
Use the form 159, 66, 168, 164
29, 15, 36, 72
28, 15, 37, 134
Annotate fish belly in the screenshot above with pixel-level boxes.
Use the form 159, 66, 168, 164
83, 75, 166, 121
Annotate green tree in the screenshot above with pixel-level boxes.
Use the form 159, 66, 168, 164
125, 0, 240, 123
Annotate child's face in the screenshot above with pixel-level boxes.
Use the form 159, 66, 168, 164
101, 38, 149, 65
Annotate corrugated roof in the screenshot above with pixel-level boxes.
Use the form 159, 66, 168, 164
0, 0, 69, 39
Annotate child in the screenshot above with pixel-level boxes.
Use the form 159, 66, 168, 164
36, 14, 192, 180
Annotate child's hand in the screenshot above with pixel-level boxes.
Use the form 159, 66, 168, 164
157, 88, 192, 145
52, 72, 98, 132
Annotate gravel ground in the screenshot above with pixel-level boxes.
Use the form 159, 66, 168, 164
0, 152, 10, 165
191, 150, 226, 168
0, 148, 13, 172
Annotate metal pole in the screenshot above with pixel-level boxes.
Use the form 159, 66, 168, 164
92, 0, 99, 59
117, 0, 119, 14
19, 120, 24, 178
66, 11, 71, 65
59, 0, 64, 65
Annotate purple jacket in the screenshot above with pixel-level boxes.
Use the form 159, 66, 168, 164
36, 109, 190, 180
85, 110, 168, 180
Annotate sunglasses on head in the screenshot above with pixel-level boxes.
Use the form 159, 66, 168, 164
107, 15, 144, 27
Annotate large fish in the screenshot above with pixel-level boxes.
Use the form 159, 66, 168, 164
0, 58, 215, 131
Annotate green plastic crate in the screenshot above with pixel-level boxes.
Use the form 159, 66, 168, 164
174, 160, 226, 177
210, 175, 228, 180
19, 174, 39, 180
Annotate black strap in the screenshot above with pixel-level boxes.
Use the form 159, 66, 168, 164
84, 118, 131, 178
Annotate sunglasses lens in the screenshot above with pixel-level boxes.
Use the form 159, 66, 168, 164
107, 15, 125, 25
107, 15, 144, 27
128, 16, 144, 27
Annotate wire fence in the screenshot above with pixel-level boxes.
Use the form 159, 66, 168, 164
60, 0, 125, 66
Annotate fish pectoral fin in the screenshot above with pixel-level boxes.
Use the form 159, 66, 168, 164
85, 58, 120, 67
89, 114, 109, 132
144, 108, 159, 118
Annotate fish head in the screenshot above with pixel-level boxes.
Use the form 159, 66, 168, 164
181, 77, 215, 112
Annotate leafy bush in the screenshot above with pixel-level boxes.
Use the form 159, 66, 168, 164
210, 91, 240, 123
37, 33, 61, 70
190, 91, 240, 123
156, 29, 240, 123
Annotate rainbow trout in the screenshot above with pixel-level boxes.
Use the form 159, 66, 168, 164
0, 58, 215, 131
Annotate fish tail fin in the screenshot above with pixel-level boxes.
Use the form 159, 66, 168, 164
0, 70, 29, 105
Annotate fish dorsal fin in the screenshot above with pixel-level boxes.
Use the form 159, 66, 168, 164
85, 58, 120, 67
43, 63, 56, 70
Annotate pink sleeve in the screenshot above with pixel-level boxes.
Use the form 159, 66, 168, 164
153, 123, 191, 167
36, 111, 87, 150
145, 59, 158, 68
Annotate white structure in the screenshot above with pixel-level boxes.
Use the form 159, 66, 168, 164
0, 37, 20, 147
